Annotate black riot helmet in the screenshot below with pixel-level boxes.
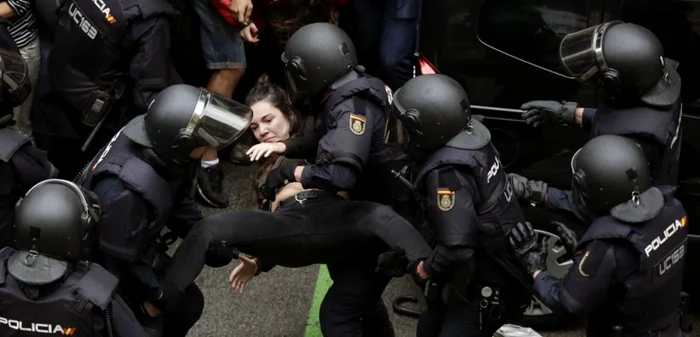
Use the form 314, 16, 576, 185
10, 179, 102, 285
392, 74, 475, 158
122, 84, 253, 165
559, 21, 680, 108
0, 47, 31, 107
571, 135, 652, 214
281, 22, 358, 102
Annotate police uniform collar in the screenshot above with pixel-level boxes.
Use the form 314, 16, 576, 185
610, 187, 664, 224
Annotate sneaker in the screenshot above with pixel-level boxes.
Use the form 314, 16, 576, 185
197, 164, 230, 208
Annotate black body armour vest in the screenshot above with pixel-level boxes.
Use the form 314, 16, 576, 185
322, 75, 409, 208
0, 129, 29, 249
591, 101, 682, 186
414, 143, 531, 290
0, 247, 118, 337
49, 0, 174, 113
78, 130, 178, 247
577, 193, 687, 335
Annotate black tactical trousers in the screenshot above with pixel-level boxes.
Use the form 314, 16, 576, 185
165, 191, 432, 337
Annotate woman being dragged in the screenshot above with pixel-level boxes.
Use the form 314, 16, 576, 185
163, 77, 430, 299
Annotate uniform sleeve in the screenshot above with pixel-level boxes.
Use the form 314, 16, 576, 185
129, 17, 181, 114
10, 144, 58, 194
422, 167, 479, 277
6, 0, 30, 16
300, 97, 377, 191
545, 187, 594, 224
109, 295, 149, 337
533, 239, 636, 315
282, 117, 319, 158
93, 177, 163, 302
581, 108, 597, 130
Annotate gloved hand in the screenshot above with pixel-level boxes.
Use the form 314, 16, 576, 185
508, 222, 547, 275
508, 173, 548, 204
376, 247, 410, 277
260, 164, 297, 200
521, 100, 578, 127
552, 221, 578, 255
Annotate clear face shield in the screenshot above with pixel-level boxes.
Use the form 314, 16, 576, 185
0, 48, 30, 104
184, 89, 252, 151
281, 52, 308, 103
559, 21, 622, 83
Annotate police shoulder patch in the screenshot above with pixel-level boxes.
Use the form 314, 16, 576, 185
349, 114, 366, 135
436, 188, 456, 212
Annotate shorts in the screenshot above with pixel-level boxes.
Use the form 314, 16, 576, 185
193, 0, 246, 69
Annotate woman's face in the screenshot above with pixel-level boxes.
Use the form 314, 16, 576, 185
250, 100, 292, 143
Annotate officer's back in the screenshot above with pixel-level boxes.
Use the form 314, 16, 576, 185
509, 135, 689, 337
0, 179, 146, 337
32, 0, 179, 180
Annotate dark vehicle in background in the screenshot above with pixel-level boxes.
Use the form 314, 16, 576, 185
417, 0, 700, 327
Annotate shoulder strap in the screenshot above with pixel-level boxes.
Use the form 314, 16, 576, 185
75, 263, 118, 310
0, 247, 14, 286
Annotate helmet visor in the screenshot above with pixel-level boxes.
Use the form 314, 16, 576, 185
187, 89, 252, 150
559, 21, 621, 82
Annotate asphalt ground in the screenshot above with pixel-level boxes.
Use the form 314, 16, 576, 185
180, 161, 700, 337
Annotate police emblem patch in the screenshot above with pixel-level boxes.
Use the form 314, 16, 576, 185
437, 188, 455, 211
349, 114, 366, 135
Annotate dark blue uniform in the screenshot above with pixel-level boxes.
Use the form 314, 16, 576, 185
78, 130, 203, 337
32, 0, 181, 180
535, 187, 687, 336
280, 73, 409, 337
412, 128, 532, 337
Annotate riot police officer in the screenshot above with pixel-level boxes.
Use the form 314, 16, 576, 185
392, 74, 532, 336
509, 134, 688, 337
520, 21, 682, 186
0, 47, 58, 249
259, 22, 411, 336
0, 179, 146, 337
77, 84, 252, 337
32, 0, 181, 180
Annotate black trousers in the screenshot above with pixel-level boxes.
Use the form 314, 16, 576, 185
165, 192, 432, 336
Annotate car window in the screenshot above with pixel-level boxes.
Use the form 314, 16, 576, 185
477, 0, 590, 77
620, 0, 700, 105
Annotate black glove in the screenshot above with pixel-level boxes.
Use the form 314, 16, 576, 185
508, 173, 548, 204
376, 247, 410, 277
508, 222, 547, 275
260, 164, 297, 200
552, 221, 578, 255
521, 100, 578, 127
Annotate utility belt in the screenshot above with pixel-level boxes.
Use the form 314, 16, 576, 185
608, 291, 692, 337
277, 189, 342, 209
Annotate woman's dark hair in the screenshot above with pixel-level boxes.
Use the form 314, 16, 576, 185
245, 74, 300, 135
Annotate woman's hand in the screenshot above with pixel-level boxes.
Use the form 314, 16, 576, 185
247, 142, 286, 161
240, 23, 260, 43
229, 255, 259, 295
